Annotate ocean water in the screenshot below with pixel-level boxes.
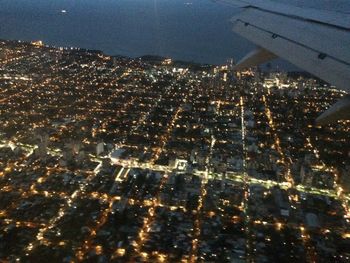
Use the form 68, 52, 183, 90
0, 0, 348, 65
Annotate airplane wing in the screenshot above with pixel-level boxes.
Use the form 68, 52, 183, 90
226, 0, 350, 124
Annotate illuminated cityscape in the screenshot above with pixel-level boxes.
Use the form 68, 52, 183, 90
1, 40, 350, 262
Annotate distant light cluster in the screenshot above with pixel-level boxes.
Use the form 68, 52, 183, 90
0, 40, 349, 262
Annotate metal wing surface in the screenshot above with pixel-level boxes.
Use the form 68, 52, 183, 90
226, 0, 350, 124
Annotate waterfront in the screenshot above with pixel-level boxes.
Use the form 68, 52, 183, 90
0, 0, 252, 65
1, 0, 348, 66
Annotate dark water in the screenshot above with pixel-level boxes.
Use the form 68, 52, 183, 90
0, 0, 348, 65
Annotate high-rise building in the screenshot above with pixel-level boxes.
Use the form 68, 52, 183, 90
96, 142, 105, 156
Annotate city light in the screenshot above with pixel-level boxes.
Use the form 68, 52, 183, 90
0, 40, 349, 262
